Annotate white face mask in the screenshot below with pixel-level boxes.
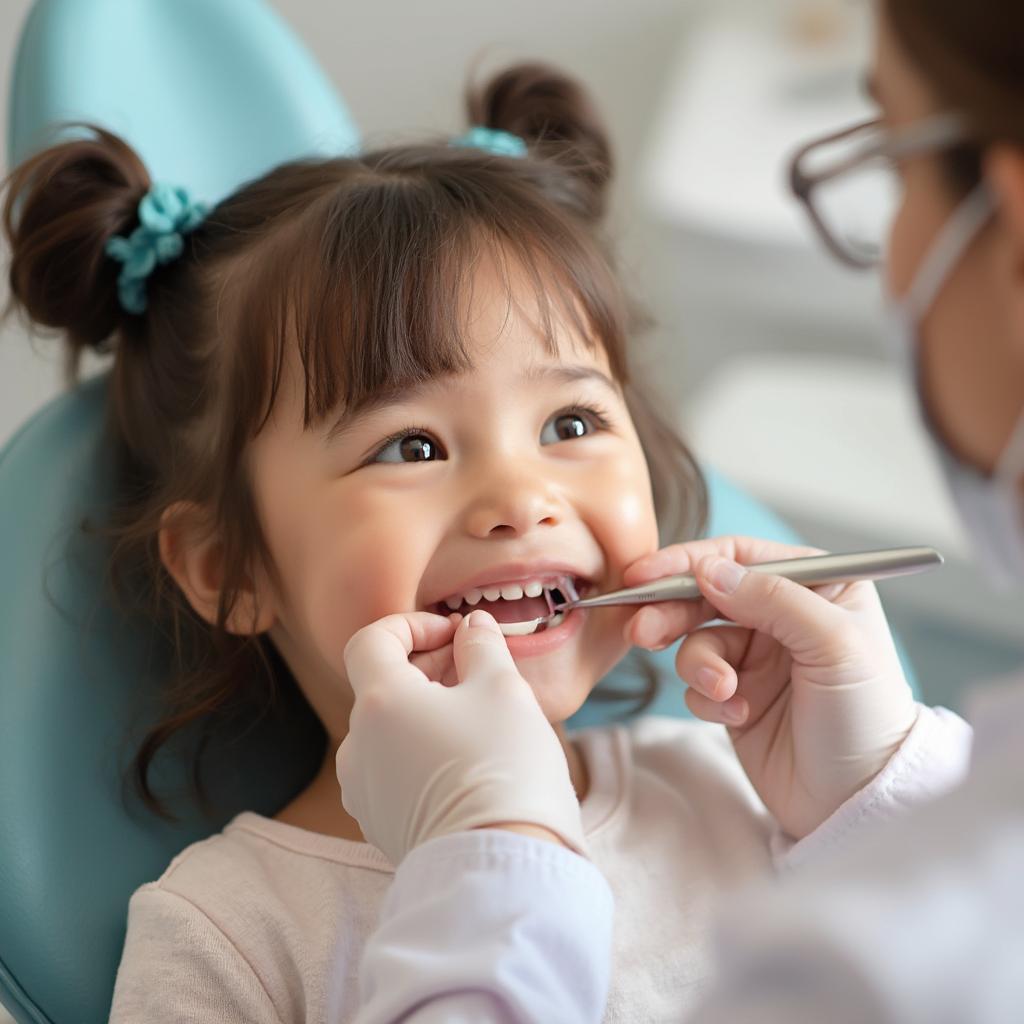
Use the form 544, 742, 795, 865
888, 183, 1024, 589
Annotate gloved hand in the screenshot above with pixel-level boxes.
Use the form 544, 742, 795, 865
622, 536, 920, 839
337, 608, 588, 864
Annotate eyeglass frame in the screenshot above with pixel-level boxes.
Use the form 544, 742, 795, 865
788, 111, 969, 269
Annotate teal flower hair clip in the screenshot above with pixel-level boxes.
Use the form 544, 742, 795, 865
450, 126, 528, 159
105, 183, 208, 315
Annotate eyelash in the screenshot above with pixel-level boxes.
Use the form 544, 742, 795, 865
365, 401, 615, 465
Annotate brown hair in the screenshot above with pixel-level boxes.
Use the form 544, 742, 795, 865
884, 1, 1024, 190
3, 63, 707, 821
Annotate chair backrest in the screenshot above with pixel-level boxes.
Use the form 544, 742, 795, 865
0, 374, 326, 1024
8, 0, 360, 204
1, 3, 358, 1022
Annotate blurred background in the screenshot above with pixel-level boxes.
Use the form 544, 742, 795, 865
1, 0, 1021, 763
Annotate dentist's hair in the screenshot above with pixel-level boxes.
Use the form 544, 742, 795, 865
884, 1, 1024, 191
3, 63, 707, 821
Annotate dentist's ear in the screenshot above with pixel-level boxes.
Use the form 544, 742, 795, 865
158, 501, 276, 636
986, 144, 1024, 359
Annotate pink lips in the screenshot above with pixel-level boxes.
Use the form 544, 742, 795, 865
501, 602, 587, 658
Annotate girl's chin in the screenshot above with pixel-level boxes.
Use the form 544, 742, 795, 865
530, 686, 591, 727
504, 610, 594, 722
502, 606, 630, 724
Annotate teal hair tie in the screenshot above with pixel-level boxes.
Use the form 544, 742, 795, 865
450, 126, 527, 159
105, 183, 208, 315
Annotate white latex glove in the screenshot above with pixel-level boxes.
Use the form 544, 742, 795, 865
337, 608, 588, 864
622, 536, 920, 840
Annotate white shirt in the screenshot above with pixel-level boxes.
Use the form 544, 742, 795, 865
108, 705, 970, 1023
365, 688, 1019, 1024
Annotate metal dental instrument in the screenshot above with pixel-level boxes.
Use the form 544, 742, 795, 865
552, 546, 944, 613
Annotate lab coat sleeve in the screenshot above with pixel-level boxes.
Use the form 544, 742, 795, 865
352, 829, 614, 1024
771, 703, 974, 870
688, 684, 1024, 1024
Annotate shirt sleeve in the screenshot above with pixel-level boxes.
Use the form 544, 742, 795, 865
352, 829, 614, 1024
771, 703, 974, 870
108, 884, 282, 1024
689, 695, 1023, 1024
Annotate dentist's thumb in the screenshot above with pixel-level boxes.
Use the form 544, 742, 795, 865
694, 556, 849, 664
452, 609, 524, 688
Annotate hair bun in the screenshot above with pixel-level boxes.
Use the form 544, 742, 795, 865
2, 124, 151, 377
467, 62, 614, 221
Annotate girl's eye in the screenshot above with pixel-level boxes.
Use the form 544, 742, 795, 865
371, 429, 445, 464
540, 404, 612, 445
367, 403, 612, 465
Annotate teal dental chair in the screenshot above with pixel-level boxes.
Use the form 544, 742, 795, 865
0, 3, 916, 1023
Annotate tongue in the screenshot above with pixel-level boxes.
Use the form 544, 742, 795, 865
472, 595, 550, 623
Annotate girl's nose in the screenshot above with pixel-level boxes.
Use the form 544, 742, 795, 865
463, 468, 564, 538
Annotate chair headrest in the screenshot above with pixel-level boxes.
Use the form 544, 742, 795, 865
8, 0, 360, 202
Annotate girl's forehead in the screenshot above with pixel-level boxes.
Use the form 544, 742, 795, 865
263, 316, 617, 445
458, 308, 608, 369
460, 263, 608, 368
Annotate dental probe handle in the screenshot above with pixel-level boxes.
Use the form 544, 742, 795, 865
563, 546, 944, 610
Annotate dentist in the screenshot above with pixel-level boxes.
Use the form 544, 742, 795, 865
339, 2, 1024, 1020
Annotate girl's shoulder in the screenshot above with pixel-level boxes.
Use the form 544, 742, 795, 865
143, 812, 282, 889
114, 814, 389, 1021
134, 810, 393, 918
125, 812, 301, 923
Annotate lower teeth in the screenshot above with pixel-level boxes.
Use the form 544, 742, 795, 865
498, 610, 566, 637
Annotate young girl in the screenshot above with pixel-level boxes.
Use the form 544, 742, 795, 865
4, 62, 964, 1023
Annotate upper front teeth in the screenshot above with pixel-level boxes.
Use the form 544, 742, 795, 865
443, 578, 559, 610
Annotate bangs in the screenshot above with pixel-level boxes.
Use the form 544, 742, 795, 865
228, 154, 631, 439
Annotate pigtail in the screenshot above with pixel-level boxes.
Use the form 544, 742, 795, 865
466, 63, 614, 223
2, 125, 151, 384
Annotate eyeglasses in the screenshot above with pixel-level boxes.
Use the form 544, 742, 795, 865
788, 112, 967, 269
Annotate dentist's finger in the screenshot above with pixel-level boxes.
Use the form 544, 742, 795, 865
684, 686, 750, 727
621, 537, 825, 650
408, 613, 463, 686
693, 556, 850, 666
620, 548, 718, 648
673, 626, 748, 703
623, 600, 718, 651
344, 611, 461, 696
409, 645, 457, 687
622, 536, 824, 589
452, 609, 529, 690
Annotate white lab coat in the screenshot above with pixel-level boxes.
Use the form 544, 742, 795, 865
352, 685, 1023, 1024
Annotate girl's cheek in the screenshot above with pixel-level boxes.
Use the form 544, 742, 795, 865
310, 503, 439, 672
587, 449, 660, 568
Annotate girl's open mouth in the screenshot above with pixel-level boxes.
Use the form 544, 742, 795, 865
432, 575, 589, 636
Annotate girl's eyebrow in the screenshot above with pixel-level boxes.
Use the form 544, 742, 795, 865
323, 363, 620, 445
521, 363, 621, 398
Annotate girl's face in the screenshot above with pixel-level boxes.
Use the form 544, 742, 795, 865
246, 248, 660, 743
